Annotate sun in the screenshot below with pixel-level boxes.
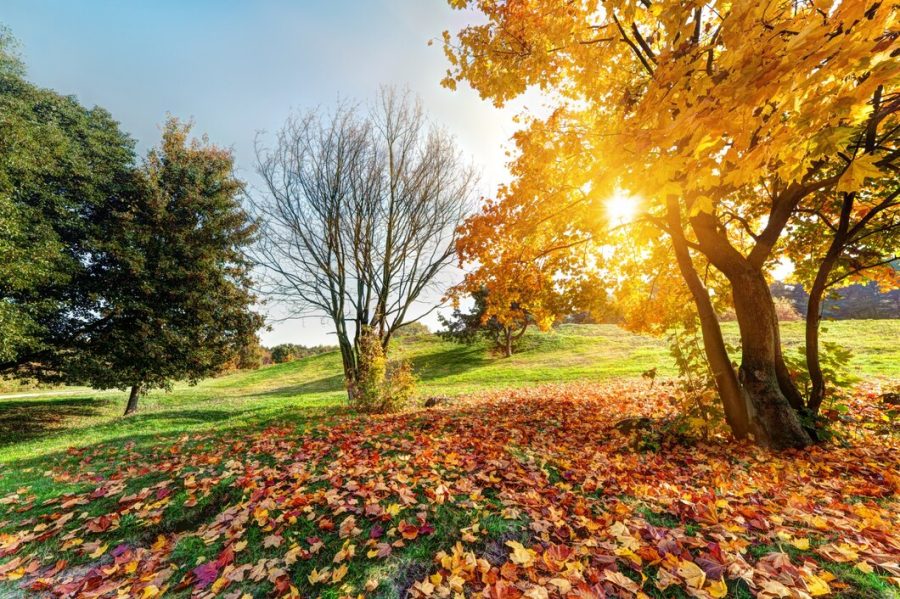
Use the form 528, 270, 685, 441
605, 191, 639, 226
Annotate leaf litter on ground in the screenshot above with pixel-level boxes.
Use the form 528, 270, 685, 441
0, 380, 897, 597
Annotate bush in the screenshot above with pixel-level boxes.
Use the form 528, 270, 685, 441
268, 343, 336, 364
350, 327, 417, 413
665, 323, 727, 441
218, 336, 267, 372
392, 321, 432, 338
774, 296, 802, 321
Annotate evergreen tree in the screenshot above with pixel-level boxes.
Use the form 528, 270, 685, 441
66, 120, 264, 414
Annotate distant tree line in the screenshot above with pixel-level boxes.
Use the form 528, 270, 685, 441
771, 280, 899, 320
267, 343, 337, 364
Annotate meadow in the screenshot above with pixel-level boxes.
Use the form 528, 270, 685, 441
1, 321, 897, 466
0, 322, 897, 598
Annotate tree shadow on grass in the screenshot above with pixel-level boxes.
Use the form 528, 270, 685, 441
0, 402, 345, 486
0, 396, 112, 447
253, 373, 347, 399
409, 343, 492, 384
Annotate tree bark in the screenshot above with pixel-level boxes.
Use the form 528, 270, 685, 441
729, 268, 812, 449
124, 385, 141, 416
774, 326, 805, 412
687, 209, 812, 449
806, 192, 854, 415
665, 199, 750, 438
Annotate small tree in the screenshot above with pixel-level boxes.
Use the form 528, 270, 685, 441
252, 87, 475, 402
349, 326, 416, 413
67, 120, 264, 414
439, 288, 530, 357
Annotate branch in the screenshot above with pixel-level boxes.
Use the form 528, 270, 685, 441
611, 12, 654, 76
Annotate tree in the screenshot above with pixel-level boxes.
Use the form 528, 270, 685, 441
268, 343, 335, 364
0, 29, 137, 375
64, 120, 264, 414
442, 0, 899, 447
784, 121, 899, 413
252, 88, 475, 402
392, 321, 432, 338
439, 288, 530, 357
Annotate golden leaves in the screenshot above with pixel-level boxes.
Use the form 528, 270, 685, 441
836, 155, 883, 193
442, 0, 899, 346
505, 541, 537, 567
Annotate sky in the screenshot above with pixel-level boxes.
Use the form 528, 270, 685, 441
2, 0, 540, 346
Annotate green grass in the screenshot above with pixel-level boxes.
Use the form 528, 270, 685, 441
0, 321, 897, 466
0, 321, 896, 598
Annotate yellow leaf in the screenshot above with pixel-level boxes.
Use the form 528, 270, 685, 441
141, 585, 160, 599
524, 586, 549, 599
413, 579, 435, 596
855, 561, 874, 574
332, 563, 348, 583
707, 578, 728, 598
836, 155, 882, 193
791, 538, 810, 551
549, 578, 572, 594
813, 126, 855, 154
804, 573, 831, 596
89, 544, 108, 559
307, 567, 329, 585
689, 196, 714, 216
677, 560, 706, 589
506, 540, 536, 567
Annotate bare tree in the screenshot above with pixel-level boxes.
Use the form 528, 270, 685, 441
252, 88, 475, 396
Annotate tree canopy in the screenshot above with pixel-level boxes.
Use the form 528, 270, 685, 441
0, 30, 136, 373
64, 120, 264, 414
442, 0, 899, 447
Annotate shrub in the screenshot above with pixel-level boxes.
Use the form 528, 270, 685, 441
268, 343, 336, 364
350, 327, 417, 413
774, 296, 802, 321
665, 323, 727, 441
392, 321, 432, 338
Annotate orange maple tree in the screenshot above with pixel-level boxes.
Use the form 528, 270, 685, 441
441, 0, 899, 448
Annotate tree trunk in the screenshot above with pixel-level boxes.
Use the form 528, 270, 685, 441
805, 250, 840, 415
503, 328, 513, 357
336, 324, 359, 403
806, 192, 854, 415
124, 385, 141, 416
666, 199, 750, 438
773, 325, 805, 412
729, 268, 812, 449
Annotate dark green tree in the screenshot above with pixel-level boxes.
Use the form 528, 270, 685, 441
66, 119, 264, 414
0, 29, 136, 372
438, 288, 530, 357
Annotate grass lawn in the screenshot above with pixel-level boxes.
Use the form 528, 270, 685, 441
0, 321, 897, 597
1, 321, 897, 465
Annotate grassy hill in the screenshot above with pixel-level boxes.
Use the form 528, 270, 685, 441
0, 322, 898, 598
1, 321, 897, 465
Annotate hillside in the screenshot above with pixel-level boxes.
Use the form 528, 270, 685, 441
1, 323, 898, 598
1, 321, 897, 465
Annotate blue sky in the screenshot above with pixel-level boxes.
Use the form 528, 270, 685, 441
3, 0, 534, 346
